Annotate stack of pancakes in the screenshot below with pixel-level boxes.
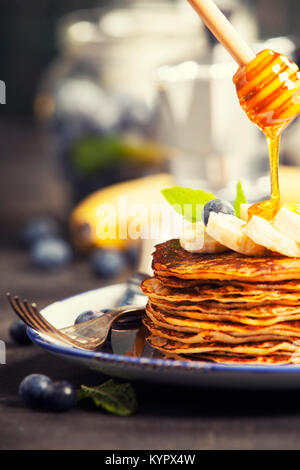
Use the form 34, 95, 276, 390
141, 239, 300, 365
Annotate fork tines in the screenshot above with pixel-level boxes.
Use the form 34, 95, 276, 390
7, 293, 46, 332
6, 292, 93, 349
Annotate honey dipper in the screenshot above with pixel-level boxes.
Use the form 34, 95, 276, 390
188, 0, 300, 131
188, 0, 300, 220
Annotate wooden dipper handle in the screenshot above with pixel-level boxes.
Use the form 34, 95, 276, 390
187, 0, 255, 66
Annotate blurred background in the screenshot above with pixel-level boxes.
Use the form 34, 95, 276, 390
2, 0, 300, 295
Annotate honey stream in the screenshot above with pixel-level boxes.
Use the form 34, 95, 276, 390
248, 129, 281, 221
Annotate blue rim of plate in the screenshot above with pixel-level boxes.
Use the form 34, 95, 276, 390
27, 326, 300, 375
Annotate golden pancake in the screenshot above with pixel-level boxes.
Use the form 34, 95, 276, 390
147, 305, 300, 336
142, 277, 300, 306
146, 332, 300, 355
152, 239, 300, 282
141, 239, 300, 365
157, 275, 300, 291
149, 298, 300, 317
163, 351, 300, 365
144, 306, 300, 344
148, 301, 300, 326
147, 297, 267, 310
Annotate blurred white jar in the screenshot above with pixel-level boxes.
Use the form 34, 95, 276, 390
53, 2, 207, 107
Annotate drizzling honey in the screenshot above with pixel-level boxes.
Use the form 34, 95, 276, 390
247, 128, 281, 221
233, 49, 300, 220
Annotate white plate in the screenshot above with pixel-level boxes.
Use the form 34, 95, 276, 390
27, 283, 300, 389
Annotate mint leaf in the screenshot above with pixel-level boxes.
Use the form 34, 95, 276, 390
161, 186, 215, 222
234, 181, 247, 218
77, 379, 138, 416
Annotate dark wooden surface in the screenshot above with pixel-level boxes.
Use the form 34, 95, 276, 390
2, 120, 300, 450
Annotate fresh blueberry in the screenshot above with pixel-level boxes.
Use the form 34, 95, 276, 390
19, 374, 52, 408
42, 380, 76, 412
75, 310, 100, 324
20, 216, 60, 247
9, 320, 31, 346
30, 238, 72, 271
90, 249, 127, 279
202, 199, 235, 226
75, 308, 110, 325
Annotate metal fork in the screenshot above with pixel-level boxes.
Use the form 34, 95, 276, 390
7, 293, 144, 351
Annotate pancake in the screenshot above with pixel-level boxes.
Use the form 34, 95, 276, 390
142, 239, 300, 365
142, 277, 300, 306
148, 301, 300, 325
143, 313, 299, 345
153, 239, 300, 282
146, 332, 300, 355
143, 311, 300, 345
149, 298, 300, 316
163, 352, 300, 365
157, 276, 300, 291
147, 304, 300, 336
144, 305, 300, 344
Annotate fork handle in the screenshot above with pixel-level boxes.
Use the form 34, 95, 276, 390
61, 305, 143, 336
99, 305, 143, 324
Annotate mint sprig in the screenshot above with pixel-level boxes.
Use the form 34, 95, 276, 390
234, 181, 248, 219
161, 186, 215, 223
162, 183, 248, 222
77, 379, 138, 416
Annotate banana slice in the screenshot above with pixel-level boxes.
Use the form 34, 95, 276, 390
244, 215, 300, 257
206, 212, 268, 256
272, 205, 300, 242
180, 221, 227, 254
240, 203, 251, 222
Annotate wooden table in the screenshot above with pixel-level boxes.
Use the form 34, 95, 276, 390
1, 119, 300, 450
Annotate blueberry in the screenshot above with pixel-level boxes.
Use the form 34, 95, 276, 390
30, 238, 72, 271
90, 250, 127, 279
75, 310, 100, 324
42, 380, 76, 412
9, 320, 31, 346
202, 199, 235, 226
20, 216, 60, 247
19, 374, 52, 408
